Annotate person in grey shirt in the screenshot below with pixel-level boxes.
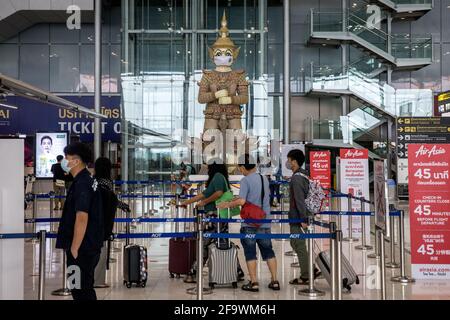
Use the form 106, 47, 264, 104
217, 154, 280, 292
286, 149, 321, 285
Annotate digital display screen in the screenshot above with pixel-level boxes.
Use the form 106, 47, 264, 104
35, 132, 69, 178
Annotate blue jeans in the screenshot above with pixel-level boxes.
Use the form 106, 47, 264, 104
240, 227, 276, 262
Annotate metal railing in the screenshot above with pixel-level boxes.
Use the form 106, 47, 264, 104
308, 8, 433, 61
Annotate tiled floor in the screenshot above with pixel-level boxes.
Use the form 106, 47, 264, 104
21, 197, 450, 300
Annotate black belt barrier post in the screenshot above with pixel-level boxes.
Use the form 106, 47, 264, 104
186, 207, 212, 298
330, 222, 337, 300
391, 210, 415, 284
38, 230, 47, 300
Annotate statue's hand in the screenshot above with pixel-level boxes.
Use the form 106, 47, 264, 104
219, 97, 232, 105
215, 89, 229, 99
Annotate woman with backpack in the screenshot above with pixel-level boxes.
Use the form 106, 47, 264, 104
93, 157, 130, 288
217, 154, 280, 292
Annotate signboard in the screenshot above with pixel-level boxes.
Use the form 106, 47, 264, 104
396, 117, 450, 184
281, 144, 305, 177
435, 91, 450, 116
0, 95, 121, 142
339, 148, 371, 243
35, 132, 69, 179
374, 159, 389, 232
310, 150, 331, 190
408, 144, 450, 279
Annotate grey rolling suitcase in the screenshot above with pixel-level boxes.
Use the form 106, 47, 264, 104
207, 208, 239, 289
315, 250, 359, 292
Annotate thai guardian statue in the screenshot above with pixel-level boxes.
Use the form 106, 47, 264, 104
198, 12, 249, 133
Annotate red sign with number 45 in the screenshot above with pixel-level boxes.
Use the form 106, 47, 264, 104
408, 144, 450, 279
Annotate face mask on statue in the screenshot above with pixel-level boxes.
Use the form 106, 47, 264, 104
214, 55, 233, 67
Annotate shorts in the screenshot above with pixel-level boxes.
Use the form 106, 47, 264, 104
240, 227, 276, 262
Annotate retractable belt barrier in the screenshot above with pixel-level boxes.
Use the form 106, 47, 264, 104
22, 210, 402, 224
113, 179, 291, 186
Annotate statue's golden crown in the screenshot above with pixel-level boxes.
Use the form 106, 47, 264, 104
209, 11, 240, 59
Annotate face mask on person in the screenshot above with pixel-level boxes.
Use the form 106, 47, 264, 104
214, 55, 233, 66
285, 160, 292, 171
61, 158, 77, 173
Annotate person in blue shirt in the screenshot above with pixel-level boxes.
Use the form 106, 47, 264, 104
217, 154, 280, 292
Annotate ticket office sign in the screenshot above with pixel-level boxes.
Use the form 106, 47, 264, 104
408, 144, 450, 279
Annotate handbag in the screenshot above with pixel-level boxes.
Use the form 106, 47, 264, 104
215, 183, 241, 218
239, 174, 266, 227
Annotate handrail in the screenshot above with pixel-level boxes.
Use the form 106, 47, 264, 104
348, 13, 392, 41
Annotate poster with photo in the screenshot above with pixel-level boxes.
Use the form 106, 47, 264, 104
35, 132, 69, 179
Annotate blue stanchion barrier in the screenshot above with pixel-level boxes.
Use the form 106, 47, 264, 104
25, 218, 61, 223
313, 220, 332, 229
0, 233, 36, 239
114, 217, 196, 223
389, 210, 401, 217
320, 211, 374, 216
203, 232, 334, 240
114, 232, 195, 239
113, 179, 290, 186
203, 218, 307, 224
35, 194, 66, 199
118, 194, 178, 199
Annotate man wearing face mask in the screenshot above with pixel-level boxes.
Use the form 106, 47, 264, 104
55, 142, 104, 300
286, 149, 321, 285
198, 11, 249, 133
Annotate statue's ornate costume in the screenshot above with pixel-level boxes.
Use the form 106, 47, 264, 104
198, 12, 249, 132
198, 70, 248, 123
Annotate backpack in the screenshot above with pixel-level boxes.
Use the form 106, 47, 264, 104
295, 172, 326, 214
97, 182, 119, 241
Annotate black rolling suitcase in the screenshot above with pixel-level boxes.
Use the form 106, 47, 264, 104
123, 244, 148, 288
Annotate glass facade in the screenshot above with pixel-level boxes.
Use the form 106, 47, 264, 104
0, 0, 449, 177
0, 6, 122, 93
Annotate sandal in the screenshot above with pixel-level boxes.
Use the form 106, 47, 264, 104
289, 278, 308, 285
242, 281, 259, 292
268, 280, 280, 291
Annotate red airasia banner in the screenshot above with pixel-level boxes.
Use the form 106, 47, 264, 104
408, 144, 450, 279
310, 151, 331, 191
340, 148, 369, 160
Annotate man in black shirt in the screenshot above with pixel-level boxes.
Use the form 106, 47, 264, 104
51, 155, 66, 210
55, 142, 104, 300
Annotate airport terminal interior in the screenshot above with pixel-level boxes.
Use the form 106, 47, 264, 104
1, 0, 450, 301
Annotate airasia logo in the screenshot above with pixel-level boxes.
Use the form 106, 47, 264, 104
415, 145, 446, 158
313, 152, 328, 159
344, 150, 364, 158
